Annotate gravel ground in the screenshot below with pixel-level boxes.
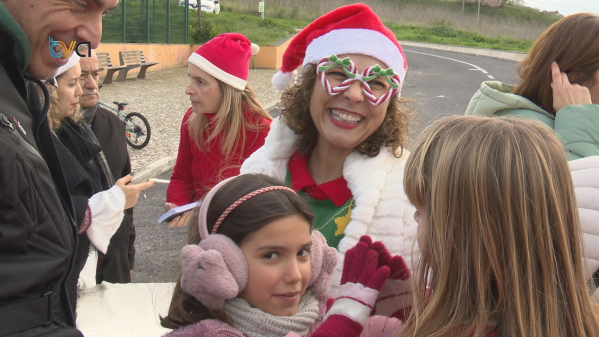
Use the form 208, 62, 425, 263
99, 68, 280, 172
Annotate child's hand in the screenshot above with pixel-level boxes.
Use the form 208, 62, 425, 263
551, 62, 592, 112
339, 238, 390, 290
358, 236, 410, 280
311, 236, 391, 337
358, 236, 413, 321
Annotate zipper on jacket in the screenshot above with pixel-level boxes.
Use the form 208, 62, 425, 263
0, 112, 44, 161
0, 112, 15, 131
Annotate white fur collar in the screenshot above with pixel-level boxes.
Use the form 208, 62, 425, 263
241, 117, 408, 254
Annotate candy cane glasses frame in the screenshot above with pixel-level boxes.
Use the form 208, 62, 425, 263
316, 54, 401, 106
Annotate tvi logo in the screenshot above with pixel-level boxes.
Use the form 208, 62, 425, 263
48, 37, 91, 58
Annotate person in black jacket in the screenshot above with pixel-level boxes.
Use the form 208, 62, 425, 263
0, 0, 119, 335
79, 49, 137, 284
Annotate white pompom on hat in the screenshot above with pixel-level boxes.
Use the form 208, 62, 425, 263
272, 3, 407, 93
188, 33, 260, 91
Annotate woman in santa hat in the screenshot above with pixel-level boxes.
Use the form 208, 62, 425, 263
165, 33, 272, 227
240, 3, 416, 319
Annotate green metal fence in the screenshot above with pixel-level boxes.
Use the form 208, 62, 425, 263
102, 0, 190, 44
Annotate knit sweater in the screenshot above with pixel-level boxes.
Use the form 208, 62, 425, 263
167, 107, 271, 206
240, 117, 418, 311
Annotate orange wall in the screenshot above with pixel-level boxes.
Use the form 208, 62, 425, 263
254, 37, 293, 70
96, 39, 293, 78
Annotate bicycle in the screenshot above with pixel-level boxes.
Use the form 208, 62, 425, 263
98, 101, 151, 149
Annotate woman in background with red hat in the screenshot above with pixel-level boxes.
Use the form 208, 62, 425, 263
165, 33, 272, 227
241, 3, 417, 319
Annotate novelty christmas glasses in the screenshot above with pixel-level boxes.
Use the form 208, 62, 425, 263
316, 54, 401, 106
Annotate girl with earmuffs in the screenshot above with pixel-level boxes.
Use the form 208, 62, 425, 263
160, 173, 338, 336
161, 173, 410, 337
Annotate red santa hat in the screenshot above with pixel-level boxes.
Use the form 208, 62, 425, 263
272, 3, 407, 93
189, 33, 260, 91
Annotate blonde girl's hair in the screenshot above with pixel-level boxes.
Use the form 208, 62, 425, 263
187, 82, 272, 157
41, 81, 82, 132
403, 116, 599, 337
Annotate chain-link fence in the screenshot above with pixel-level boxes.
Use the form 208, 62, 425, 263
102, 0, 191, 44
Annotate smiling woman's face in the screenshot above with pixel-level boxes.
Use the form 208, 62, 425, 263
185, 64, 223, 115
56, 63, 83, 118
309, 54, 392, 154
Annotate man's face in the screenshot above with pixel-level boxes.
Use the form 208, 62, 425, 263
3, 0, 119, 80
79, 50, 100, 108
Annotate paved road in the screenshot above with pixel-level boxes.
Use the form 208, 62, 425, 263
402, 46, 519, 140
132, 46, 519, 283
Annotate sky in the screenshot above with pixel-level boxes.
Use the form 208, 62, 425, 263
523, 0, 599, 16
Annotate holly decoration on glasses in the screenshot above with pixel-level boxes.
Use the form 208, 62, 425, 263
316, 54, 401, 106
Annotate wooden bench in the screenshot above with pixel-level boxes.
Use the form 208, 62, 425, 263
116, 50, 159, 82
97, 52, 126, 85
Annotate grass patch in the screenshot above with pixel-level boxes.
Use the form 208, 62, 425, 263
191, 12, 296, 45
100, 0, 558, 50
388, 22, 533, 52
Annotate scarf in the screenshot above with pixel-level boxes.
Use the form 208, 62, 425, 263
80, 103, 98, 126
79, 103, 115, 185
225, 289, 319, 337
56, 118, 106, 193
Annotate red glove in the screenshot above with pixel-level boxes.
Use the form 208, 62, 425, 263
358, 236, 413, 321
359, 236, 410, 280
311, 236, 391, 337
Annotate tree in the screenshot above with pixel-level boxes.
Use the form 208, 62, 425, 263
198, 2, 202, 27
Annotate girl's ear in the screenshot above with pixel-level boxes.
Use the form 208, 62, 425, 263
308, 231, 338, 298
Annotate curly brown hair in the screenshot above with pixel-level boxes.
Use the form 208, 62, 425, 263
280, 64, 412, 158
39, 82, 82, 132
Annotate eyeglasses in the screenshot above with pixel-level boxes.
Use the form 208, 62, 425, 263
316, 54, 401, 106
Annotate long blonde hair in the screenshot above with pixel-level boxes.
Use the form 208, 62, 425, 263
403, 116, 599, 337
187, 82, 272, 156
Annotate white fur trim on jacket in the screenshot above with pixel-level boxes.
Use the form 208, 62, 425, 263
570, 156, 599, 280
240, 117, 419, 296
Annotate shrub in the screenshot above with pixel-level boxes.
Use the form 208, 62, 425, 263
191, 17, 221, 43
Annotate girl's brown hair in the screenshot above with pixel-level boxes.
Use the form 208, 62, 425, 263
513, 13, 599, 115
160, 174, 315, 329
187, 82, 272, 157
403, 116, 599, 336
280, 64, 412, 157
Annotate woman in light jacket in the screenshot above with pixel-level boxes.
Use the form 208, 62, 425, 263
466, 13, 599, 160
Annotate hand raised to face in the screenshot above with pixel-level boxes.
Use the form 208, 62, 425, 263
551, 62, 592, 112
